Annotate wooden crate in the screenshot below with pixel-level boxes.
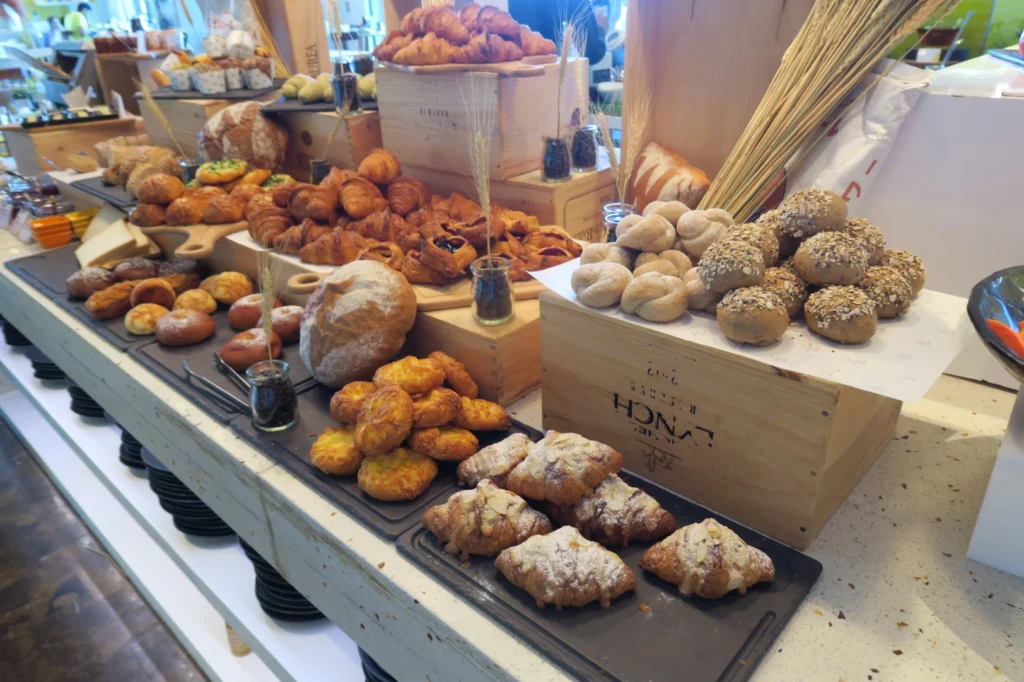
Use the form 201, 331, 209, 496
275, 110, 382, 181
375, 61, 583, 180
3, 118, 144, 175
538, 292, 901, 549
138, 98, 230, 159
403, 161, 616, 242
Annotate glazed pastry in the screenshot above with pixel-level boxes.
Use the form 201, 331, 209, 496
299, 229, 368, 266
407, 425, 479, 461
154, 309, 216, 346
340, 177, 386, 219
330, 381, 377, 424
220, 328, 283, 371
173, 289, 217, 314
527, 247, 575, 270
721, 224, 779, 268
202, 194, 247, 225
420, 235, 478, 278
67, 267, 117, 299
505, 431, 624, 505
373, 356, 445, 394
545, 475, 676, 548
387, 176, 432, 216
358, 241, 405, 271
114, 258, 158, 281
640, 518, 775, 599
879, 249, 926, 296
492, 206, 539, 236
614, 213, 676, 253
200, 271, 253, 305
311, 426, 363, 476
716, 287, 789, 346
681, 267, 723, 313
675, 208, 734, 259
521, 228, 581, 257
804, 286, 877, 344
793, 231, 868, 286
456, 432, 531, 489
164, 196, 208, 226
401, 250, 449, 286
411, 387, 461, 428
579, 243, 634, 270
137, 173, 185, 205
357, 448, 438, 501
248, 206, 292, 247
256, 305, 303, 343
632, 250, 693, 278
620, 272, 689, 323
128, 202, 166, 227
355, 385, 415, 455
843, 217, 885, 265
452, 396, 510, 431
129, 278, 176, 309
761, 267, 808, 318
448, 215, 499, 250
448, 192, 482, 221
288, 186, 338, 223
358, 148, 402, 185
196, 159, 248, 185
228, 293, 281, 330
642, 199, 690, 225
124, 303, 169, 335
85, 280, 143, 320
495, 526, 637, 609
698, 239, 764, 293
777, 188, 847, 239
571, 262, 633, 309
428, 351, 479, 398
858, 265, 912, 319
424, 481, 552, 560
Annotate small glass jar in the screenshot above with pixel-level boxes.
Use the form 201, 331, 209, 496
332, 60, 361, 114
471, 256, 515, 326
541, 136, 573, 183
246, 360, 298, 432
179, 157, 202, 184
309, 158, 331, 185
602, 202, 635, 244
571, 125, 599, 172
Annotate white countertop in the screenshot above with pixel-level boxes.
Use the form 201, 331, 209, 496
0, 242, 1020, 681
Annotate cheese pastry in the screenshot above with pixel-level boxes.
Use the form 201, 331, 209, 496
310, 426, 363, 476
428, 351, 479, 398
330, 381, 377, 424
357, 447, 437, 501
407, 425, 478, 461
411, 387, 461, 428
452, 396, 510, 431
355, 385, 414, 456
373, 356, 445, 395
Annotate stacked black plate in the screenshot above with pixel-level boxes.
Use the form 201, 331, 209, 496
2, 317, 31, 346
66, 377, 106, 418
141, 447, 235, 537
239, 539, 324, 622
359, 649, 397, 682
26, 346, 65, 381
118, 428, 145, 470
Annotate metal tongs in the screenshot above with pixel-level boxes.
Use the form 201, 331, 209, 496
213, 352, 251, 393
182, 360, 248, 413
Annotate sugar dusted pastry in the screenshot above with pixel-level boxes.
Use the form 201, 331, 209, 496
428, 351, 479, 398
457, 432, 532, 489
495, 526, 637, 609
858, 265, 912, 319
804, 286, 877, 345
373, 356, 445, 394
407, 425, 479, 461
571, 262, 633, 309
506, 431, 624, 505
357, 447, 437, 501
620, 272, 689, 323
717, 287, 789, 346
777, 188, 847, 239
452, 396, 510, 431
424, 480, 552, 559
640, 518, 774, 599
545, 475, 675, 547
879, 249, 926, 296
793, 231, 867, 286
355, 385, 414, 455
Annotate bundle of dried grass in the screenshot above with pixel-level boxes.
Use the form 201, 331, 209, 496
618, 88, 652, 204
135, 80, 187, 158
699, 0, 957, 221
554, 24, 573, 138
595, 109, 621, 198
249, 0, 292, 79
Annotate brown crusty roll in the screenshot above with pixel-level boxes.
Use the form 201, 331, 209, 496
164, 196, 208, 226
67, 267, 118, 299
220, 328, 283, 371
137, 173, 185, 205
202, 194, 247, 225
155, 309, 216, 346
228, 293, 282, 330
128, 202, 166, 227
357, 148, 401, 185
129, 278, 177, 309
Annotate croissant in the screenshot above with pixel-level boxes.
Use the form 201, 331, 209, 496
523, 227, 583, 257
495, 526, 637, 609
478, 6, 521, 38
340, 177, 385, 220
505, 431, 624, 506
459, 2, 481, 31
164, 196, 207, 226
401, 249, 449, 285
272, 181, 303, 208
289, 186, 338, 223
394, 32, 464, 66
358, 148, 402, 185
358, 241, 405, 271
272, 224, 304, 255
373, 29, 415, 62
395, 224, 424, 253
400, 7, 427, 35
458, 32, 489, 64
248, 207, 292, 247
484, 33, 524, 63
456, 432, 532, 488
431, 194, 451, 216
349, 209, 408, 243
520, 26, 556, 56
319, 166, 358, 197
640, 518, 775, 599
202, 194, 246, 225
545, 475, 676, 548
421, 5, 470, 45
424, 480, 552, 560
448, 192, 482, 221
298, 228, 368, 265
420, 235, 478, 279
387, 176, 431, 216
244, 192, 276, 221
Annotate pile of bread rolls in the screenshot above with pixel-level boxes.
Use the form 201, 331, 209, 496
572, 188, 926, 346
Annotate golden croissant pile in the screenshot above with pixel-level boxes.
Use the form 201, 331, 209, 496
373, 2, 556, 66
246, 147, 582, 286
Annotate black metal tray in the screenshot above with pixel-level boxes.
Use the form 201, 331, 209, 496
397, 470, 823, 682
231, 384, 543, 539
141, 79, 286, 100
260, 97, 379, 115
54, 295, 150, 351
70, 176, 136, 210
5, 244, 80, 296
129, 310, 313, 423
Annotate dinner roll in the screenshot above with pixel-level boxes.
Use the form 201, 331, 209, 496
571, 262, 633, 309
793, 232, 868, 286
804, 286, 877, 344
620, 272, 688, 323
716, 287, 789, 346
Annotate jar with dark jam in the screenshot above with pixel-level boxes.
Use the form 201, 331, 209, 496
471, 256, 514, 326
247, 360, 298, 432
571, 125, 599, 172
541, 136, 573, 183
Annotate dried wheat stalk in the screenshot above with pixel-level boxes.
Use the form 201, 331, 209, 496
249, 0, 292, 79
135, 80, 186, 158
554, 24, 573, 138
460, 75, 497, 259
256, 249, 276, 362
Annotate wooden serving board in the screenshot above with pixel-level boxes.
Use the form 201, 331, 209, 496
140, 221, 248, 259
377, 54, 556, 78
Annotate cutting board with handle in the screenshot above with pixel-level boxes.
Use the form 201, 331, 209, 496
140, 221, 248, 259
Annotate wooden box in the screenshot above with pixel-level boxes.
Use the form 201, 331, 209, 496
403, 161, 616, 242
138, 98, 230, 159
539, 292, 902, 549
375, 61, 582, 180
275, 110, 382, 180
3, 118, 144, 175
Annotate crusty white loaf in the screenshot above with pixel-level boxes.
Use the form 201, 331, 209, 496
630, 142, 710, 214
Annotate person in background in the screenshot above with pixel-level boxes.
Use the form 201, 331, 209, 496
62, 2, 91, 39
43, 16, 63, 47
508, 0, 607, 66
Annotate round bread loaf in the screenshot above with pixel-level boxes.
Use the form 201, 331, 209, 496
804, 286, 877, 344
858, 265, 912, 319
200, 271, 253, 305
173, 289, 218, 314
228, 293, 281, 330
721, 224, 779, 268
155, 309, 216, 346
793, 232, 867, 286
879, 249, 925, 296
299, 261, 417, 388
129, 278, 177, 309
221, 328, 283, 372
579, 243, 634, 270
125, 303, 170, 335
620, 272, 688, 322
199, 101, 288, 170
698, 239, 764, 293
761, 267, 808, 318
777, 188, 847, 239
571, 262, 633, 309
67, 267, 117, 299
843, 217, 885, 265
114, 258, 158, 281
257, 305, 304, 343
717, 287, 789, 346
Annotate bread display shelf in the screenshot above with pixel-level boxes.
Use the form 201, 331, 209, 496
399, 468, 821, 682
143, 79, 286, 100
4, 243, 79, 296
376, 55, 555, 78
140, 221, 249, 259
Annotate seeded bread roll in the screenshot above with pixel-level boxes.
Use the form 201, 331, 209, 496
777, 188, 847, 239
804, 286, 877, 344
843, 217, 885, 265
761, 267, 808, 318
681, 268, 722, 313
698, 239, 764, 293
879, 249, 925, 296
858, 265, 912, 319
755, 209, 799, 259
721, 223, 779, 268
793, 232, 867, 286
571, 262, 633, 309
716, 287, 788, 346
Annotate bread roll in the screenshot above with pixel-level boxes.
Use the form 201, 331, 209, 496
675, 209, 734, 260
879, 249, 925, 296
614, 213, 642, 240
228, 293, 281, 330
620, 272, 688, 322
137, 173, 185, 205
67, 268, 117, 299
761, 267, 808, 318
843, 217, 885, 265
220, 328, 283, 371
793, 232, 867, 286
114, 258, 158, 281
777, 188, 847, 239
155, 309, 216, 346
721, 224, 779, 268
616, 213, 676, 253
681, 267, 722, 313
716, 287, 788, 346
804, 286, 877, 344
579, 243, 634, 270
129, 278, 176, 309
257, 305, 303, 343
858, 265, 912, 319
632, 250, 692, 278
571, 262, 633, 308
641, 200, 690, 225
698, 240, 764, 293
125, 303, 170, 335
200, 271, 253, 305
173, 289, 217, 314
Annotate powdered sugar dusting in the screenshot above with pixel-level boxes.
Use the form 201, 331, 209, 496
457, 432, 531, 487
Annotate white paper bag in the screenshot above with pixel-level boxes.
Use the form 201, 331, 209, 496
786, 60, 933, 212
